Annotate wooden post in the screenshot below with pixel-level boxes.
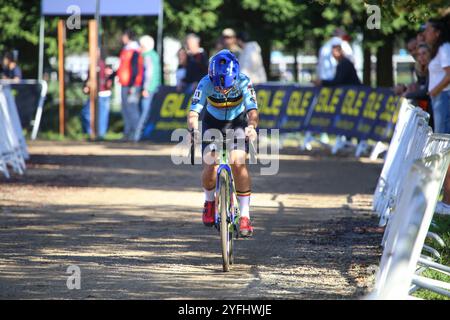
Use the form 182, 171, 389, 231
57, 19, 65, 136
88, 19, 98, 139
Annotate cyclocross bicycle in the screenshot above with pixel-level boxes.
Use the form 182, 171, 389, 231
190, 132, 256, 272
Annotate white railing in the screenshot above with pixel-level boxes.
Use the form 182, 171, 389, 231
0, 84, 28, 178
373, 99, 434, 227
0, 79, 48, 141
369, 150, 450, 299
369, 97, 450, 299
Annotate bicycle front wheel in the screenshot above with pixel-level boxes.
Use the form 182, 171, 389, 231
219, 169, 232, 272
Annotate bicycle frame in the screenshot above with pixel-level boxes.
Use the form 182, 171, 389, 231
189, 133, 254, 271
189, 132, 252, 233
214, 145, 240, 231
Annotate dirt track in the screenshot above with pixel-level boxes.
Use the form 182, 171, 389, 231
0, 141, 383, 299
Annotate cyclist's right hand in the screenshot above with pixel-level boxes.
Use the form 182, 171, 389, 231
187, 128, 200, 144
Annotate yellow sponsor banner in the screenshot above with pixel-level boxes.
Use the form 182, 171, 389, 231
159, 93, 190, 119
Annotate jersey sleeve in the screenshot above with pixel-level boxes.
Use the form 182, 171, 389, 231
241, 74, 258, 112
189, 76, 209, 114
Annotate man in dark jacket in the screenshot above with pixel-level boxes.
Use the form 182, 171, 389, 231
1, 52, 22, 81
314, 38, 361, 87
184, 33, 209, 95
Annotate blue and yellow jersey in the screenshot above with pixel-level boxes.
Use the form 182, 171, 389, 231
189, 73, 258, 121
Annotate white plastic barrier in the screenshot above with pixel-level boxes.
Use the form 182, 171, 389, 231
373, 100, 413, 214
369, 149, 450, 299
373, 99, 431, 226
0, 79, 48, 141
378, 116, 431, 226
423, 134, 450, 157
0, 84, 28, 178
379, 135, 450, 251
380, 132, 450, 240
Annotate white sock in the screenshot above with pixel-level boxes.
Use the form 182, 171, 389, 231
237, 191, 251, 218
204, 188, 215, 202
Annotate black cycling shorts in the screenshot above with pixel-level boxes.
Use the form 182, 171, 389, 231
201, 110, 248, 154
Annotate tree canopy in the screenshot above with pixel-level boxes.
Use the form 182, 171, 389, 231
0, 0, 448, 79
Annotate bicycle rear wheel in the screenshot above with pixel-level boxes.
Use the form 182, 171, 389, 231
219, 169, 233, 272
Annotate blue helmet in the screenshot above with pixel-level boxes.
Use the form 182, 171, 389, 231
208, 49, 240, 90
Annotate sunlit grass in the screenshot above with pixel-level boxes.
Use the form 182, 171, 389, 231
413, 215, 450, 300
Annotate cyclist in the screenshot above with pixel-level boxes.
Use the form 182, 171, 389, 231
187, 49, 259, 237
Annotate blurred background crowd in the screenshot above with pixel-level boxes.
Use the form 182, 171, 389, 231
0, 0, 449, 140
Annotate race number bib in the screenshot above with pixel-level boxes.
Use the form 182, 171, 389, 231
193, 89, 202, 100
248, 83, 257, 104
192, 89, 202, 104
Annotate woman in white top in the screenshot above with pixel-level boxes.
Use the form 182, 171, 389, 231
424, 17, 450, 133
426, 16, 450, 215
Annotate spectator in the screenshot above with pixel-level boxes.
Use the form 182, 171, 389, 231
176, 48, 188, 92
220, 28, 241, 56
134, 35, 161, 141
395, 37, 420, 96
1, 52, 22, 81
424, 17, 450, 134
404, 44, 433, 127
407, 38, 418, 58
81, 52, 114, 139
426, 15, 450, 215
315, 31, 354, 145
313, 39, 361, 87
416, 27, 427, 46
117, 29, 144, 141
184, 33, 208, 95
236, 32, 267, 84
317, 28, 354, 82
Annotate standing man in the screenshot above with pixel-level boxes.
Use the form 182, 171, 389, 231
315, 29, 354, 144
317, 28, 354, 82
184, 33, 209, 95
221, 28, 242, 56
117, 30, 143, 141
1, 52, 22, 81
134, 35, 161, 141
313, 39, 361, 87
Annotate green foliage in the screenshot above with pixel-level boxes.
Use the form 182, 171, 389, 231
0, 0, 40, 50
414, 215, 450, 300
0, 0, 40, 76
0, 0, 448, 81
164, 0, 223, 39
309, 0, 448, 49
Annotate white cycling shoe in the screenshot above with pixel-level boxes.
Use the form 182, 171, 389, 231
434, 201, 450, 215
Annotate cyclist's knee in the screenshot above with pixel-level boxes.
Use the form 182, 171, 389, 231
231, 162, 247, 174
202, 151, 216, 166
203, 163, 216, 174
230, 150, 246, 165
202, 162, 217, 178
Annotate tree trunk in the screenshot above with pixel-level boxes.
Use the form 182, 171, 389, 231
376, 34, 394, 88
293, 49, 299, 82
259, 39, 272, 81
363, 47, 372, 87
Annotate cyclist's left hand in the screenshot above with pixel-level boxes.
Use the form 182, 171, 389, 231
245, 125, 257, 142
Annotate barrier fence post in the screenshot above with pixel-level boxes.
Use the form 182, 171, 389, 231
370, 150, 450, 299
